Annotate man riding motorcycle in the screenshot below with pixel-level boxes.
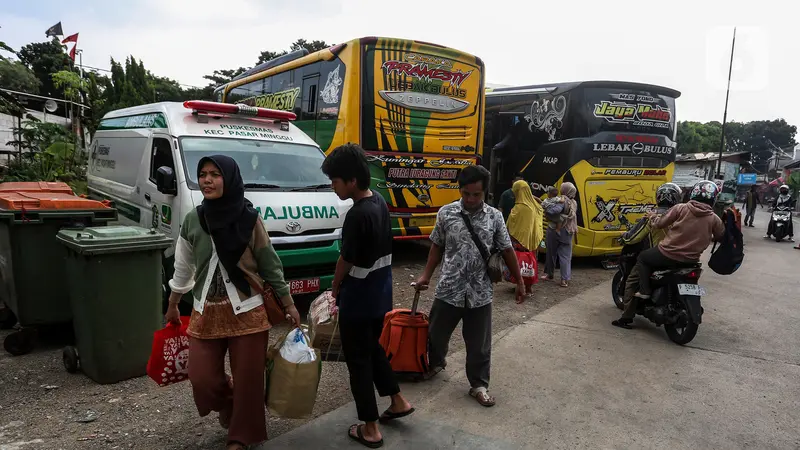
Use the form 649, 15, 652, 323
611, 183, 683, 329
765, 184, 795, 242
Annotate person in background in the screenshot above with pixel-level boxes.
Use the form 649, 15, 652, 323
322, 143, 413, 449
499, 172, 525, 222
765, 184, 795, 242
165, 155, 301, 450
542, 182, 578, 287
506, 180, 544, 296
634, 180, 724, 301
415, 165, 524, 408
742, 185, 762, 227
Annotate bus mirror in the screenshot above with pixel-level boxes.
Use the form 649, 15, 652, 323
156, 166, 177, 195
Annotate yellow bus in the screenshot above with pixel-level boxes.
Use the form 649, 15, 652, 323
217, 37, 486, 239
484, 81, 681, 257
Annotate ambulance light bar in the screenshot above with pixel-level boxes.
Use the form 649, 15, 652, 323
183, 101, 296, 121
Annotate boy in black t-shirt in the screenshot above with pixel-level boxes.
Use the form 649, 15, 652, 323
321, 143, 414, 448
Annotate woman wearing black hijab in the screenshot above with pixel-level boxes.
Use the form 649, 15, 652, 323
166, 155, 300, 450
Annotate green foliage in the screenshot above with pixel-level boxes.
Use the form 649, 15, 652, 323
0, 118, 85, 183
17, 38, 73, 97
787, 171, 800, 198
677, 119, 798, 172
7, 119, 75, 153
0, 59, 40, 93
51, 70, 83, 101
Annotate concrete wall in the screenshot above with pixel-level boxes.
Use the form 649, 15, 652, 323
0, 111, 71, 155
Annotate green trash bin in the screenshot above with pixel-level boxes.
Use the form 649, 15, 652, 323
0, 189, 117, 355
57, 226, 172, 384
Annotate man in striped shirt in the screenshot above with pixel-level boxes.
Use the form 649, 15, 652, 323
323, 143, 414, 448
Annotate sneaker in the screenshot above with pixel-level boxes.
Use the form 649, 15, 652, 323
790, 237, 795, 242
764, 235, 771, 239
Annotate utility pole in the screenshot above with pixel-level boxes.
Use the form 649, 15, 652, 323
716, 27, 737, 178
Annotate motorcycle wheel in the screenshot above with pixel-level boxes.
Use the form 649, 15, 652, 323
665, 301, 699, 345
611, 271, 624, 310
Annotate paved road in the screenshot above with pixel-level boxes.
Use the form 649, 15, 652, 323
261, 209, 800, 449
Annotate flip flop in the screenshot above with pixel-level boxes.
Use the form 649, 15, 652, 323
379, 407, 416, 423
348, 424, 384, 448
469, 388, 496, 407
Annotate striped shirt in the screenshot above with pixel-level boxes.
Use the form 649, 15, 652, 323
338, 193, 393, 321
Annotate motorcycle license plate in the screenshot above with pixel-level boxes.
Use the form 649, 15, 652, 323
677, 284, 706, 296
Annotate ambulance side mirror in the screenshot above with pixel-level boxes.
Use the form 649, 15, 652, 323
156, 166, 177, 196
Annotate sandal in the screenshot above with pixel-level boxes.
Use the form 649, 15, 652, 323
348, 424, 384, 448
469, 387, 496, 407
559, 280, 569, 288
379, 407, 416, 423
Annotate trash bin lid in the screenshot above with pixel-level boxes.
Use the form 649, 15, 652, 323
57, 226, 173, 255
0, 192, 110, 211
0, 181, 74, 194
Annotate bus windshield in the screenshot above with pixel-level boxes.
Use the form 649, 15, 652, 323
180, 137, 330, 190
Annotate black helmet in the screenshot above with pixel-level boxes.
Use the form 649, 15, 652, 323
655, 182, 682, 207
689, 180, 720, 206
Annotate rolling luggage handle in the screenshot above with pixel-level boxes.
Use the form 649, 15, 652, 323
410, 283, 422, 316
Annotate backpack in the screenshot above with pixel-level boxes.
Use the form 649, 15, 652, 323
379, 290, 429, 376
708, 207, 744, 275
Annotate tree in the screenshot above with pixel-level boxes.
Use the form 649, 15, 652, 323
290, 39, 330, 53
0, 59, 41, 94
203, 67, 248, 86
17, 38, 72, 97
676, 121, 722, 154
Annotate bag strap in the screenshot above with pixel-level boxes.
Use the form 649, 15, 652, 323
459, 211, 490, 263
387, 322, 404, 360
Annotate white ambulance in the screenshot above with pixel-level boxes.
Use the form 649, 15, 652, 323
87, 101, 350, 302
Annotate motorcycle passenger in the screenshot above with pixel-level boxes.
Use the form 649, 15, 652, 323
764, 184, 795, 241
612, 183, 682, 329
632, 180, 724, 302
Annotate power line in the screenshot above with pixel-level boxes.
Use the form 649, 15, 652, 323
77, 63, 207, 90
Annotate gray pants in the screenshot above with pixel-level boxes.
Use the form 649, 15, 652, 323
428, 299, 492, 389
544, 227, 573, 281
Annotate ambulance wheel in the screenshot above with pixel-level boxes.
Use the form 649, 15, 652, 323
4, 329, 36, 356
0, 308, 16, 330
63, 346, 80, 373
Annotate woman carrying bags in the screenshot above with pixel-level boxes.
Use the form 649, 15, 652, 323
506, 180, 544, 296
165, 155, 301, 450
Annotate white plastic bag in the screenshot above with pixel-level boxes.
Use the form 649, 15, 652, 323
279, 328, 317, 364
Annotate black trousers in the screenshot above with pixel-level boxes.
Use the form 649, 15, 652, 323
428, 299, 492, 390
339, 317, 400, 422
744, 208, 756, 226
635, 247, 682, 295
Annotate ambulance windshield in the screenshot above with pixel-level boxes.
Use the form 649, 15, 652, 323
180, 137, 331, 190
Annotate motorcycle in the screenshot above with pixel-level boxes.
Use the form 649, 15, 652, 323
611, 241, 705, 345
770, 205, 793, 242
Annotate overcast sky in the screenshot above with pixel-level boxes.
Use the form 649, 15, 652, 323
3, 0, 798, 142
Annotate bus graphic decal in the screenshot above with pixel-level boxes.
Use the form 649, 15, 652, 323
525, 95, 567, 140
593, 101, 673, 126
592, 197, 618, 223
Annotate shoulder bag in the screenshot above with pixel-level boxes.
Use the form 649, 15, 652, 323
459, 211, 504, 283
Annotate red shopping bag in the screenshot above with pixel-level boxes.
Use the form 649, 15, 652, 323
502, 250, 538, 286
147, 317, 191, 387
